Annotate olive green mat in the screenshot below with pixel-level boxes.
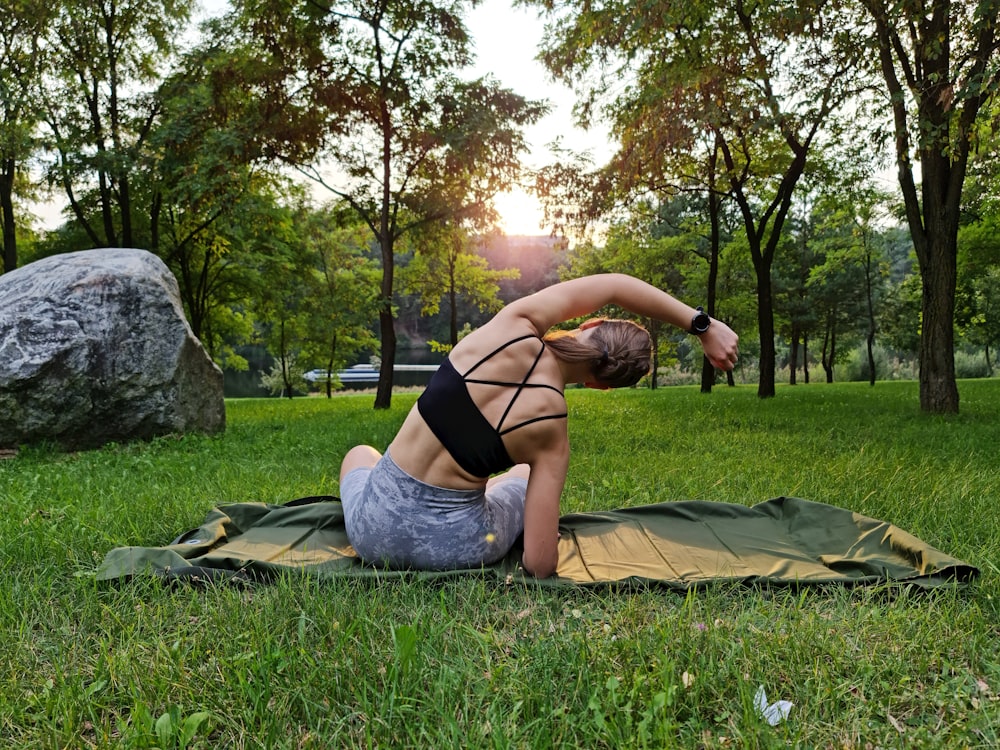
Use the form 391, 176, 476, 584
96, 496, 979, 589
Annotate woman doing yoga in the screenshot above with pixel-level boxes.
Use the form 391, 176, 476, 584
339, 273, 739, 578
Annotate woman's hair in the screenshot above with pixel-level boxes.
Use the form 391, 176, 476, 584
543, 318, 652, 388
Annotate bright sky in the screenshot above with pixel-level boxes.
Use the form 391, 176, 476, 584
464, 0, 612, 235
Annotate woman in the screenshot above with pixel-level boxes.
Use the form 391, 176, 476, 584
339, 273, 739, 577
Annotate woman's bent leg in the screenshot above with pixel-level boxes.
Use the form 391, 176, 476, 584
481, 464, 529, 565
486, 462, 530, 489
339, 445, 382, 483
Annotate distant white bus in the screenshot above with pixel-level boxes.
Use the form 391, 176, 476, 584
304, 364, 439, 387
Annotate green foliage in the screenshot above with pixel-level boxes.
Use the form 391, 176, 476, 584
153, 706, 213, 750
231, 0, 548, 405
401, 223, 519, 346
529, 0, 868, 397
428, 321, 473, 355
955, 347, 994, 380
957, 197, 1000, 369
39, 0, 196, 248
0, 0, 51, 272
836, 343, 918, 383
259, 352, 306, 397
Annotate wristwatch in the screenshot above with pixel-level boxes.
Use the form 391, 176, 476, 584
688, 307, 711, 335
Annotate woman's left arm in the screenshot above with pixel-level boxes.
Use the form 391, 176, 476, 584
499, 273, 739, 370
520, 442, 570, 578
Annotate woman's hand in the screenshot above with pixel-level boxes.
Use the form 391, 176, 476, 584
699, 319, 740, 371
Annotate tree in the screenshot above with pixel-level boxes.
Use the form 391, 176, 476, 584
39, 0, 195, 249
301, 208, 381, 398
807, 187, 892, 384
860, 0, 1000, 412
248, 203, 314, 399
957, 217, 1000, 375
148, 28, 312, 346
236, 0, 547, 408
0, 0, 50, 273
529, 0, 865, 398
402, 224, 519, 349
773, 202, 821, 386
647, 189, 742, 390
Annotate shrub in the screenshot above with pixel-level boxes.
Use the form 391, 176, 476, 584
954, 348, 992, 379
836, 344, 918, 382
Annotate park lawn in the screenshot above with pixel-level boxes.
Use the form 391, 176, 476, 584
1, 379, 998, 749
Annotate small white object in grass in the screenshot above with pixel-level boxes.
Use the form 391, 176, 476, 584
754, 685, 793, 726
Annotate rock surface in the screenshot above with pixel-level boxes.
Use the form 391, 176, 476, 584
0, 248, 225, 450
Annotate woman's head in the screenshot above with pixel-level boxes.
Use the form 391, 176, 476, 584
543, 318, 652, 388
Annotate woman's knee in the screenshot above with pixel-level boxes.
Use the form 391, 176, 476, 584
339, 445, 382, 482
486, 463, 530, 489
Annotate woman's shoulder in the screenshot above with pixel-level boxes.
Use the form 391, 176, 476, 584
449, 315, 541, 366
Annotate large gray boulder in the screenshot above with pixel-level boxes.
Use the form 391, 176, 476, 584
0, 248, 225, 450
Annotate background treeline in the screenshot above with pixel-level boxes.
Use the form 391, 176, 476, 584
2, 0, 999, 411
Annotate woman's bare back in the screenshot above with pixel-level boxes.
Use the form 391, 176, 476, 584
389, 313, 568, 488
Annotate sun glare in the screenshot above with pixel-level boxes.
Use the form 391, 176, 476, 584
493, 189, 547, 237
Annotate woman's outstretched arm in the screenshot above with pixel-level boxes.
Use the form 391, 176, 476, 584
499, 273, 740, 370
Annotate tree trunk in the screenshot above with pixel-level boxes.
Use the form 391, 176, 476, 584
908, 134, 962, 412
916, 233, 959, 412
649, 320, 660, 389
374, 97, 397, 410
325, 332, 337, 399
755, 269, 776, 398
828, 326, 837, 383
120, 173, 133, 248
1, 157, 16, 273
865, 244, 877, 387
150, 192, 162, 254
449, 275, 458, 347
866, 331, 876, 386
374, 230, 396, 409
789, 332, 799, 386
96, 156, 117, 246
700, 147, 722, 394
821, 314, 834, 383
803, 335, 810, 384
700, 354, 715, 391
280, 320, 293, 399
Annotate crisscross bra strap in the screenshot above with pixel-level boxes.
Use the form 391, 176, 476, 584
461, 334, 568, 434
460, 334, 538, 378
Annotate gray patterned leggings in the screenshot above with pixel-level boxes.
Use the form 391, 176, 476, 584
340, 450, 528, 570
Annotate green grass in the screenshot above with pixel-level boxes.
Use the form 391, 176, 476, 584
2, 380, 999, 748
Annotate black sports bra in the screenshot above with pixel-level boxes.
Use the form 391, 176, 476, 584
416, 334, 568, 478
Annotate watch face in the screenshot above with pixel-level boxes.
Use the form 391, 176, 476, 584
692, 311, 710, 334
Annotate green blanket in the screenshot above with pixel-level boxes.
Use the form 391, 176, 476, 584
97, 496, 979, 589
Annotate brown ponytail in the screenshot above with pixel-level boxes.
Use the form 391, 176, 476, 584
544, 318, 652, 388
